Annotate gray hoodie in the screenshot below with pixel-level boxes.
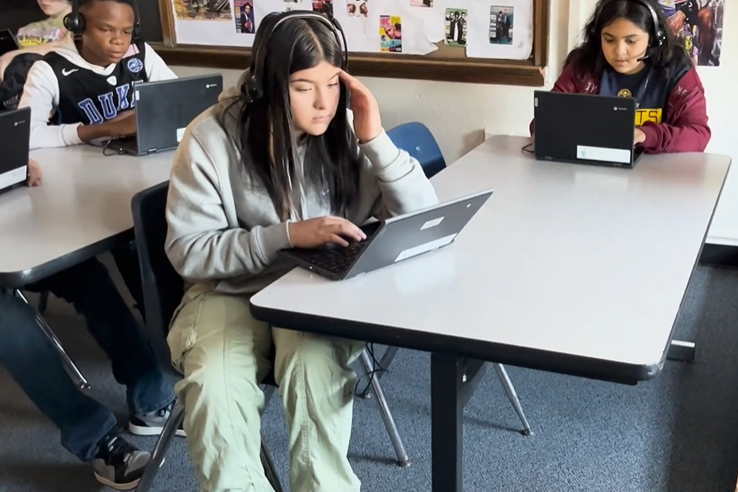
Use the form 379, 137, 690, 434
164, 73, 439, 295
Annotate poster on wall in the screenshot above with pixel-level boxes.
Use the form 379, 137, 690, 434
464, 0, 533, 60
657, 0, 724, 66
172, 0, 298, 47
173, 0, 233, 20
332, 0, 438, 55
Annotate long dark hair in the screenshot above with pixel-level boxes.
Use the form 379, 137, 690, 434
566, 0, 692, 76
223, 12, 360, 222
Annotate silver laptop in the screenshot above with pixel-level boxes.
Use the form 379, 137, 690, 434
0, 107, 30, 194
279, 189, 493, 280
108, 73, 223, 156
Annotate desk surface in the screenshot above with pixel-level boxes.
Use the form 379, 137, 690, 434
251, 136, 732, 383
0, 146, 172, 287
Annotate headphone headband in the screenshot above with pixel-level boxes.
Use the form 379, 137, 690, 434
592, 0, 665, 48
242, 11, 348, 103
64, 0, 141, 39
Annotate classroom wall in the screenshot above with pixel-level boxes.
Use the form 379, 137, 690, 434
174, 0, 738, 246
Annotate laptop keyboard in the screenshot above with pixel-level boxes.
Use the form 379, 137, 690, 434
289, 240, 369, 274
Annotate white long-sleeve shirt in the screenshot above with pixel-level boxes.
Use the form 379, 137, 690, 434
18, 40, 177, 149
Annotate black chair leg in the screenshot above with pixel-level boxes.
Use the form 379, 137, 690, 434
136, 400, 185, 492
38, 290, 49, 314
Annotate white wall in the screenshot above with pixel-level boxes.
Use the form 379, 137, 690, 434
171, 0, 738, 246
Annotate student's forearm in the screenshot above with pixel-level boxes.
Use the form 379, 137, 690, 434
76, 122, 116, 143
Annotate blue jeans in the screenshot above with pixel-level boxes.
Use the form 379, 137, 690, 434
0, 258, 174, 461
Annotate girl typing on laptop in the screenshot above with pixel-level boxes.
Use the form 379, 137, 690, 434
530, 0, 709, 154
164, 11, 438, 492
17, 0, 176, 149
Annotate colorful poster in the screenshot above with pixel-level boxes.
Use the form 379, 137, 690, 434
380, 15, 402, 52
657, 0, 724, 66
234, 0, 255, 33
173, 0, 232, 20
444, 8, 467, 46
489, 6, 513, 45
313, 0, 333, 15
346, 0, 369, 17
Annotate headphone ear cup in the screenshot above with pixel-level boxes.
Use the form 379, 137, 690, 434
63, 13, 78, 34
64, 12, 85, 34
240, 76, 261, 103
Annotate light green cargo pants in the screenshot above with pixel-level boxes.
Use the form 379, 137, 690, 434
167, 289, 365, 492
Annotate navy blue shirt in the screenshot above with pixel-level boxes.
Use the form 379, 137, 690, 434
599, 62, 690, 127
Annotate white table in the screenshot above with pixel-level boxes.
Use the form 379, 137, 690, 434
0, 145, 173, 288
250, 135, 732, 492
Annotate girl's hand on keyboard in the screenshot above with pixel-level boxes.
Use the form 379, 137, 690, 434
288, 216, 367, 248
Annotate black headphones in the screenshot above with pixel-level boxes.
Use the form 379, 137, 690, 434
64, 0, 141, 39
590, 0, 666, 49
241, 11, 348, 104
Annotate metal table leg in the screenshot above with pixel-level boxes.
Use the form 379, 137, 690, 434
431, 353, 486, 492
14, 289, 90, 389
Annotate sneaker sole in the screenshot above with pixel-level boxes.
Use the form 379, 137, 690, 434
94, 473, 139, 491
128, 422, 186, 438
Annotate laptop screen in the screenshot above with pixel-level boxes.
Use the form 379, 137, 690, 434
0, 29, 19, 56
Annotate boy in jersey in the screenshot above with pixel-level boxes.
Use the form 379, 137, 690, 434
17, 0, 176, 319
18, 0, 177, 149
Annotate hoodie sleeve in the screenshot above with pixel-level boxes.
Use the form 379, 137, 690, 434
529, 60, 582, 136
360, 130, 439, 220
18, 60, 82, 149
165, 126, 293, 282
143, 43, 177, 82
638, 68, 711, 153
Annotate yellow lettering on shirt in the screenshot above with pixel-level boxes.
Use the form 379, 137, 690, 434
635, 108, 662, 126
18, 36, 47, 48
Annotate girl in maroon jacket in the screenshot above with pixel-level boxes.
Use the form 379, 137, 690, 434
531, 0, 710, 154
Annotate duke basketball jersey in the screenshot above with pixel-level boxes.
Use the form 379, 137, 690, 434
43, 40, 148, 125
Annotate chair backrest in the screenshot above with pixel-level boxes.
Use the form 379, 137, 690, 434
131, 181, 183, 364
386, 122, 447, 179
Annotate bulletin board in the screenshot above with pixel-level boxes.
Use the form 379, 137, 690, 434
152, 0, 549, 86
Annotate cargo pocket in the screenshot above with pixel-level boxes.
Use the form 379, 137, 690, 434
167, 288, 208, 374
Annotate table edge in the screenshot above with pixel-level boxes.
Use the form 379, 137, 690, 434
249, 299, 667, 385
0, 229, 134, 288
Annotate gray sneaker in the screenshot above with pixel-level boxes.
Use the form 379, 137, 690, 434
92, 433, 150, 491
128, 400, 186, 437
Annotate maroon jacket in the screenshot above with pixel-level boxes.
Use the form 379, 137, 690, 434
530, 62, 711, 154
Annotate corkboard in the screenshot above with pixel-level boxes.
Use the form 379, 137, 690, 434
152, 0, 549, 86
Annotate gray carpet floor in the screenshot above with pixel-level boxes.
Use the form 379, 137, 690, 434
1, 261, 738, 492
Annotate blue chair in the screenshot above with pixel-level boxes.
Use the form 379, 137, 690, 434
370, 122, 533, 436
387, 121, 447, 179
